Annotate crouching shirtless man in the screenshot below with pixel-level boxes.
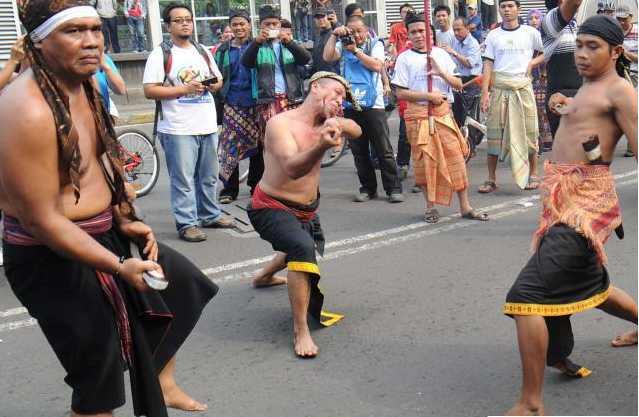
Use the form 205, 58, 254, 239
248, 71, 362, 358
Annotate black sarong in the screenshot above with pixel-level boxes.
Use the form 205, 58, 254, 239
248, 191, 342, 327
3, 229, 218, 416
504, 224, 610, 366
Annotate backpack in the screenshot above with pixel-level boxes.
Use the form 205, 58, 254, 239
152, 39, 222, 136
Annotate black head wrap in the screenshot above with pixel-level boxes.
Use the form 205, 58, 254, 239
578, 15, 632, 78
578, 15, 625, 46
404, 11, 424, 28
18, 0, 131, 210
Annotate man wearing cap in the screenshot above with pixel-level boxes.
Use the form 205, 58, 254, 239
311, 7, 339, 74
242, 5, 311, 188
247, 72, 362, 358
466, 2, 483, 42
503, 15, 637, 416
0, 0, 219, 414
215, 9, 261, 203
616, 5, 637, 86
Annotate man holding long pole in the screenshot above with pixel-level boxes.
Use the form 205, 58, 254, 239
392, 11, 488, 223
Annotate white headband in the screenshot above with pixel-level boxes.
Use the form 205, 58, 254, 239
29, 6, 99, 42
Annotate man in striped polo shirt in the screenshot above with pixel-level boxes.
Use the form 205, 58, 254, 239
541, 0, 584, 139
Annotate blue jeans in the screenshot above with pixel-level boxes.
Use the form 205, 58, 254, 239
127, 16, 146, 52
159, 133, 222, 232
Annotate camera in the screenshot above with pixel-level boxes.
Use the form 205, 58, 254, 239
201, 76, 218, 86
340, 34, 355, 46
268, 29, 280, 39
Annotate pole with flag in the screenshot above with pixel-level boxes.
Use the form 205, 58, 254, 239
423, 0, 435, 134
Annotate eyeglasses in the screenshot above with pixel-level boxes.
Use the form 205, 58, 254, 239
314, 14, 327, 18
171, 17, 193, 24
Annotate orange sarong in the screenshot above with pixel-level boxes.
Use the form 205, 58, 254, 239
532, 161, 622, 265
404, 102, 470, 206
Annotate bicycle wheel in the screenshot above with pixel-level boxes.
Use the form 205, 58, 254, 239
320, 139, 347, 168
117, 129, 160, 197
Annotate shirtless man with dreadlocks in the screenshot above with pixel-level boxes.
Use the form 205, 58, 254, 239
0, 1, 217, 416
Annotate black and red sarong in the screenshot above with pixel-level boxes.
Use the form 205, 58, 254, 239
247, 185, 343, 327
2, 209, 218, 416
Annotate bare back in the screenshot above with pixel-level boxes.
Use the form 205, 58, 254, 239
259, 110, 324, 205
0, 70, 112, 222
553, 72, 638, 164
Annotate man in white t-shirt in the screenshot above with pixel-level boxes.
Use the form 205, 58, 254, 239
392, 13, 488, 223
143, 3, 234, 242
479, 0, 544, 194
434, 5, 456, 48
323, 15, 404, 203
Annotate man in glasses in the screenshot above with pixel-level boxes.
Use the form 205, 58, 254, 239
143, 2, 234, 243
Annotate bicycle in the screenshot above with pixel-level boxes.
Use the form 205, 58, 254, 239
116, 128, 161, 197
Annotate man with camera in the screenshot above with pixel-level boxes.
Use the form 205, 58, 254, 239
242, 5, 311, 188
312, 7, 340, 74
143, 3, 234, 242
323, 15, 404, 203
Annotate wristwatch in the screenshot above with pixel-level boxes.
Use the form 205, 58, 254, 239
353, 48, 363, 56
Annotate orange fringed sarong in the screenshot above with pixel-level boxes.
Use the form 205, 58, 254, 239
404, 102, 470, 206
532, 161, 622, 265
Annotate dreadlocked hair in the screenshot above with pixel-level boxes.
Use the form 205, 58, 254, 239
23, 37, 133, 215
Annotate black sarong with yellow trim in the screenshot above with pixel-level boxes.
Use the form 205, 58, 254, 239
248, 185, 343, 327
504, 224, 608, 372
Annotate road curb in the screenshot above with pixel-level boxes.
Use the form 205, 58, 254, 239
117, 111, 155, 126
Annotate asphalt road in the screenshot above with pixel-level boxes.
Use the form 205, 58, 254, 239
0, 115, 637, 417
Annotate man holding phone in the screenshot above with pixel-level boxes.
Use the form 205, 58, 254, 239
143, 2, 235, 242
241, 5, 311, 188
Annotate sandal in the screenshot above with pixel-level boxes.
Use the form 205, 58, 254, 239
219, 195, 235, 204
461, 210, 489, 221
524, 176, 540, 190
478, 180, 497, 193
424, 208, 440, 224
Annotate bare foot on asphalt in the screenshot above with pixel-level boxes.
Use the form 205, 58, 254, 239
252, 273, 287, 288
505, 402, 544, 416
294, 328, 318, 358
611, 329, 638, 347
163, 383, 208, 412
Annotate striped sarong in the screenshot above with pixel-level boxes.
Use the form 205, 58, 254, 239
486, 72, 539, 189
404, 101, 469, 206
218, 103, 260, 182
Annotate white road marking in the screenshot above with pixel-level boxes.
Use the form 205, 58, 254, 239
0, 318, 37, 333
0, 307, 27, 318
0, 172, 636, 333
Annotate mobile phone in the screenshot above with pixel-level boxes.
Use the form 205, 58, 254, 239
268, 29, 280, 39
143, 269, 169, 291
201, 76, 218, 86
129, 242, 169, 291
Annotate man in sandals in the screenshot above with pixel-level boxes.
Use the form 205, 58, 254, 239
392, 13, 488, 223
503, 15, 637, 416
479, 0, 545, 194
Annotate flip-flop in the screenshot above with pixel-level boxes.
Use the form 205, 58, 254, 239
424, 208, 440, 224
478, 180, 497, 193
525, 176, 541, 190
461, 210, 489, 221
